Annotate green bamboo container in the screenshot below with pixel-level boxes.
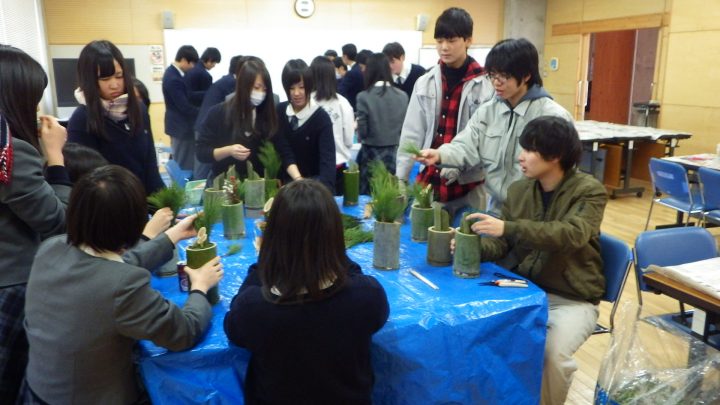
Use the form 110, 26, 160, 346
426, 226, 453, 266
222, 202, 245, 239
373, 221, 400, 270
410, 204, 434, 242
452, 229, 481, 278
265, 178, 279, 201
343, 170, 359, 206
245, 179, 266, 209
186, 242, 220, 305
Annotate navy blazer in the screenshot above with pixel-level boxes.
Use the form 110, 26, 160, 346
186, 64, 213, 106
195, 74, 236, 132
338, 63, 364, 111
162, 65, 199, 140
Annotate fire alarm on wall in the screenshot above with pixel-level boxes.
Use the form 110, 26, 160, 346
294, 0, 315, 18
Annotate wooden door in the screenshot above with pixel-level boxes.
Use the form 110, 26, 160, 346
585, 30, 635, 124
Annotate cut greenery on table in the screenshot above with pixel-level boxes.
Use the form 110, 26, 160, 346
369, 160, 406, 223
344, 226, 374, 248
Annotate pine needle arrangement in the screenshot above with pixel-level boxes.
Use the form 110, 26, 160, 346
344, 226, 374, 248
223, 165, 245, 204
246, 160, 261, 181
341, 213, 362, 230
191, 195, 222, 249
147, 184, 187, 224
400, 142, 422, 156
258, 141, 281, 180
369, 160, 406, 223
409, 182, 433, 209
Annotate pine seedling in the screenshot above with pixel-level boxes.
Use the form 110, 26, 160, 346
258, 141, 281, 180
147, 183, 187, 224
409, 182, 433, 209
369, 160, 406, 223
400, 142, 422, 156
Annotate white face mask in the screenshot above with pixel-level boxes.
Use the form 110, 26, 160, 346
250, 90, 266, 107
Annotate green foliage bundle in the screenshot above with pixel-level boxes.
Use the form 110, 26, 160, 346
400, 142, 422, 156
432, 202, 450, 232
409, 182, 433, 209
147, 184, 187, 221
258, 141, 281, 180
246, 160, 261, 181
341, 213, 362, 230
369, 160, 406, 223
344, 226, 374, 248
191, 195, 222, 249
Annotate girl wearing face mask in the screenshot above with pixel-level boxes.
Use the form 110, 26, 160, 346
68, 40, 164, 195
196, 57, 278, 182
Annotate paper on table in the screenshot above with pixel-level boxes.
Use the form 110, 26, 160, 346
648, 257, 720, 300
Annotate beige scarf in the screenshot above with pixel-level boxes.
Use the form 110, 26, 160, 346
74, 88, 128, 122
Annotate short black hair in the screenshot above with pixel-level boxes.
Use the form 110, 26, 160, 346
228, 55, 243, 75
281, 59, 313, 101
434, 7, 473, 39
62, 142, 109, 184
67, 165, 147, 252
356, 49, 373, 66
175, 45, 199, 63
200, 47, 221, 63
519, 116, 581, 172
485, 38, 543, 88
341, 44, 357, 61
333, 58, 347, 71
382, 42, 405, 60
324, 49, 338, 58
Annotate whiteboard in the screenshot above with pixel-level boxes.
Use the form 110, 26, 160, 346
163, 28, 423, 102
418, 45, 493, 69
48, 44, 163, 119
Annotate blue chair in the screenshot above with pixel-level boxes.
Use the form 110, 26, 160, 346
645, 158, 704, 230
698, 166, 720, 225
593, 233, 633, 335
633, 227, 718, 322
164, 159, 192, 189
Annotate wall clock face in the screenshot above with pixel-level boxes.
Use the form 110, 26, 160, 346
295, 0, 315, 18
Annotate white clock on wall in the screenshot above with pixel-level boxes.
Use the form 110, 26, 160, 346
294, 0, 315, 18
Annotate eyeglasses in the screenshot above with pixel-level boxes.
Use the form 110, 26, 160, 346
486, 72, 511, 84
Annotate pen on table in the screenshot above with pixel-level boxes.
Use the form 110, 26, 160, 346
409, 270, 439, 290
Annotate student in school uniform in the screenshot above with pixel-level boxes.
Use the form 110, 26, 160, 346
338, 43, 364, 110
22, 165, 223, 405
310, 56, 355, 195
68, 40, 165, 195
356, 49, 373, 73
455, 117, 607, 405
273, 59, 336, 193
0, 44, 70, 403
193, 54, 243, 180
356, 53, 409, 195
196, 57, 278, 182
415, 38, 573, 213
382, 42, 426, 98
187, 47, 221, 106
396, 7, 494, 217
224, 179, 389, 405
162, 45, 200, 172
324, 49, 338, 61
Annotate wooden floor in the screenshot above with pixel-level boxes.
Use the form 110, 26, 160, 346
565, 180, 720, 404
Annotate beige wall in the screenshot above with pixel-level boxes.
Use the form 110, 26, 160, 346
43, 0, 504, 142
544, 0, 720, 155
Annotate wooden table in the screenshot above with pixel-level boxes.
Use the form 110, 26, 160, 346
643, 272, 720, 347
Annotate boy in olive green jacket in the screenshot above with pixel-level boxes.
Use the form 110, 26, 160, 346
465, 116, 607, 405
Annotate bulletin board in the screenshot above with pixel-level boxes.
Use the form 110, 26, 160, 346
163, 28, 423, 102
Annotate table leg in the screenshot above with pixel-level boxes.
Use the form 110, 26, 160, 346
610, 140, 645, 199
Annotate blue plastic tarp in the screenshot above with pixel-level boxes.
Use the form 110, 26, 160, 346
138, 197, 548, 404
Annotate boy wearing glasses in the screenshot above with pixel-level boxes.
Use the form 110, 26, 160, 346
396, 7, 494, 216
416, 38, 573, 213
